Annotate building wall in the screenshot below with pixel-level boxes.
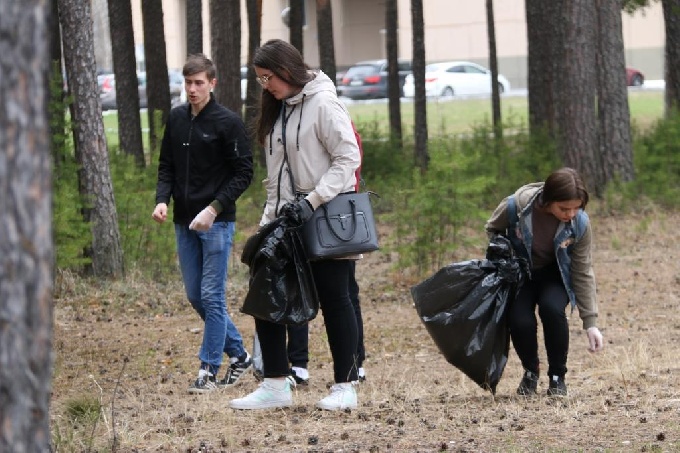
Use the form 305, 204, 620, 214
123, 0, 664, 87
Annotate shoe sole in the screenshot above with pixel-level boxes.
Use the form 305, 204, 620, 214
315, 402, 357, 411
229, 400, 292, 410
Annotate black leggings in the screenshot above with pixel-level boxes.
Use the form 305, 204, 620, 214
509, 263, 570, 378
256, 259, 359, 382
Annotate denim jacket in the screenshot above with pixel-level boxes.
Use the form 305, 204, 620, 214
485, 183, 598, 329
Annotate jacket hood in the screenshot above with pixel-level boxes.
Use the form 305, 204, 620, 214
286, 70, 336, 104
514, 182, 544, 211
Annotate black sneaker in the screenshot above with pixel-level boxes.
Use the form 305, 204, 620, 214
547, 375, 568, 397
290, 367, 309, 386
187, 369, 218, 394
516, 369, 539, 396
218, 353, 253, 388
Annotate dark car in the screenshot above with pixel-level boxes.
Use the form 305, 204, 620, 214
626, 67, 644, 86
336, 59, 412, 100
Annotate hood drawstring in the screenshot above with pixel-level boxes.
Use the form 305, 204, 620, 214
295, 94, 306, 151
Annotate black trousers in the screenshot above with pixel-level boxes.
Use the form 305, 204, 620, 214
286, 260, 365, 369
256, 259, 359, 382
509, 263, 570, 378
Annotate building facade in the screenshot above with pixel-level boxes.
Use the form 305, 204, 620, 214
122, 0, 664, 89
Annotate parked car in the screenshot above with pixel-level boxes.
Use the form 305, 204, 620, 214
403, 61, 511, 98
336, 59, 412, 100
626, 67, 644, 86
100, 72, 147, 110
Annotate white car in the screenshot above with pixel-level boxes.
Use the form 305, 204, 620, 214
403, 61, 510, 98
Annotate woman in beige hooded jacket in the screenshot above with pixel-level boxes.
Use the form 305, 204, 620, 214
230, 39, 362, 412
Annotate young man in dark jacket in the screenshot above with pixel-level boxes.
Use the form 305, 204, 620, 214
152, 54, 254, 393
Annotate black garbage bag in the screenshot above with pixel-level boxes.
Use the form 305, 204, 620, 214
410, 235, 527, 394
241, 219, 319, 325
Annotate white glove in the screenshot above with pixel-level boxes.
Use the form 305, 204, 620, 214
586, 326, 604, 353
189, 206, 217, 231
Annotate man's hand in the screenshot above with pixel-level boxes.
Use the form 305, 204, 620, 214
586, 326, 604, 353
280, 199, 314, 227
152, 203, 168, 224
189, 206, 217, 231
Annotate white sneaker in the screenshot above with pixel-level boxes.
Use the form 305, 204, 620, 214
229, 379, 292, 410
316, 383, 357, 411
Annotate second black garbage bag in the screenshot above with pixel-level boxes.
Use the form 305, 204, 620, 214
411, 235, 527, 394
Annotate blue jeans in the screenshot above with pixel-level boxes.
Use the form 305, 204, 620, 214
175, 222, 246, 375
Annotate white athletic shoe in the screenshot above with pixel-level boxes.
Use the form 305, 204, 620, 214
316, 383, 358, 411
229, 379, 292, 410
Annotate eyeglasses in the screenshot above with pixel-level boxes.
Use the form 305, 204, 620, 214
256, 73, 274, 86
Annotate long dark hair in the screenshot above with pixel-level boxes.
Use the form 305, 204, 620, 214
540, 167, 589, 208
253, 39, 313, 145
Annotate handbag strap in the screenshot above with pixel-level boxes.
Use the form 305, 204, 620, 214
321, 196, 358, 242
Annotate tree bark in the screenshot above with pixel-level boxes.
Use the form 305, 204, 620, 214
526, 0, 558, 137
210, 0, 242, 114
245, 0, 263, 165
386, 0, 403, 148
289, 0, 304, 55
554, 0, 600, 193
596, 0, 634, 184
663, 0, 680, 114
0, 2, 54, 451
486, 0, 502, 140
186, 0, 203, 55
59, 0, 125, 278
108, 0, 145, 167
411, 0, 428, 170
316, 0, 337, 85
50, 0, 67, 168
143, 0, 172, 156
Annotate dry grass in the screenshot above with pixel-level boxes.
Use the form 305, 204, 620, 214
50, 211, 680, 452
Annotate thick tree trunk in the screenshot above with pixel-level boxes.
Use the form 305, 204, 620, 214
143, 0, 171, 156
316, 0, 337, 85
210, 0, 242, 114
289, 0, 304, 55
59, 0, 125, 278
108, 0, 145, 167
0, 2, 54, 451
386, 0, 403, 147
526, 0, 558, 137
245, 0, 263, 165
596, 0, 634, 184
186, 0, 203, 55
555, 0, 600, 193
663, 0, 680, 114
411, 0, 428, 170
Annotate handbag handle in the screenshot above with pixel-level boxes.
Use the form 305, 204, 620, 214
321, 197, 358, 242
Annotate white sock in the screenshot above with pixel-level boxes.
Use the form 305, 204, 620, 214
264, 378, 289, 391
291, 366, 309, 380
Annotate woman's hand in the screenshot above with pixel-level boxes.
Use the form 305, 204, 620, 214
586, 326, 604, 352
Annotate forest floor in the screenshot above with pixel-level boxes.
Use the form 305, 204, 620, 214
50, 208, 680, 452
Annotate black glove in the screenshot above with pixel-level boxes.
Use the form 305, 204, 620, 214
280, 199, 314, 227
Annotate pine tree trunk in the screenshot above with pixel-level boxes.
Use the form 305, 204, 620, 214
210, 0, 242, 114
0, 2, 54, 450
289, 0, 304, 54
386, 0, 403, 147
59, 0, 125, 278
108, 0, 145, 167
186, 0, 203, 55
555, 0, 600, 193
663, 0, 680, 114
486, 0, 502, 140
596, 0, 634, 185
143, 0, 171, 156
411, 0, 429, 170
245, 0, 263, 165
526, 0, 558, 137
316, 0, 337, 85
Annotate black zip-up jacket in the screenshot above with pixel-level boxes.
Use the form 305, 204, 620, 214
155, 94, 253, 224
